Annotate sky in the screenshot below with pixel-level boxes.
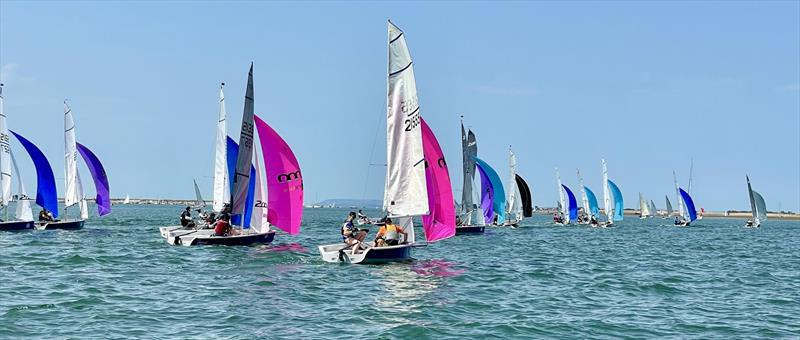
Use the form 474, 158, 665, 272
1, 1, 798, 212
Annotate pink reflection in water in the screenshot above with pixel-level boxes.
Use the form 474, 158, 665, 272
411, 259, 465, 277
269, 243, 308, 253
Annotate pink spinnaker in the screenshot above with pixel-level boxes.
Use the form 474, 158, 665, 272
254, 115, 303, 235
420, 118, 456, 242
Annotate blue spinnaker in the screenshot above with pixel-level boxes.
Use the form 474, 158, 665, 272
474, 157, 506, 224
562, 185, 578, 221
11, 131, 58, 217
76, 142, 111, 216
226, 137, 255, 227
584, 186, 599, 216
679, 188, 697, 222
608, 180, 624, 221
476, 163, 493, 224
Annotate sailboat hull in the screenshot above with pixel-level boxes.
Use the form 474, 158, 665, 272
174, 230, 276, 246
318, 242, 412, 264
0, 220, 35, 231
455, 225, 485, 234
39, 219, 84, 230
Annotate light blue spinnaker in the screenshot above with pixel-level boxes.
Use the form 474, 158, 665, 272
608, 180, 624, 221
474, 157, 505, 224
584, 186, 600, 216
10, 131, 59, 218
562, 185, 578, 221
679, 188, 697, 222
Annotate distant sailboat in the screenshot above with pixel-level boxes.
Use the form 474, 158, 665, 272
745, 175, 767, 228
577, 169, 591, 224
503, 147, 525, 227
639, 193, 650, 219
10, 131, 59, 228
123, 195, 130, 204
455, 117, 484, 234
664, 195, 673, 219
555, 168, 568, 225
319, 21, 454, 263
601, 159, 623, 226
649, 200, 657, 217
475, 157, 505, 225
0, 84, 35, 231
677, 188, 697, 226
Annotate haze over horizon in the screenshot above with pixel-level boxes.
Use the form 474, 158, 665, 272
1, 1, 798, 212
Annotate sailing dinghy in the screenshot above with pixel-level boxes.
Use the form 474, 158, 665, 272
745, 175, 766, 228
664, 195, 673, 219
502, 147, 530, 227
639, 193, 650, 219
475, 157, 505, 226
0, 85, 35, 231
318, 21, 455, 263
454, 117, 484, 234
554, 168, 577, 225
168, 66, 304, 246
676, 188, 697, 227
600, 159, 623, 227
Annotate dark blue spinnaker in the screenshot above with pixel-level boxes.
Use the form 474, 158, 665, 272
11, 131, 58, 217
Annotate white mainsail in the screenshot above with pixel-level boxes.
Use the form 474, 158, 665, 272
10, 150, 33, 221
0, 84, 11, 207
673, 171, 685, 219
556, 167, 568, 223
602, 159, 612, 222
213, 83, 229, 212
384, 21, 428, 217
460, 120, 477, 224
123, 195, 130, 204
639, 193, 650, 217
192, 179, 205, 209
231, 65, 255, 218
505, 148, 522, 223
649, 200, 657, 217
577, 168, 589, 220
747, 175, 768, 226
64, 101, 80, 208
665, 195, 673, 216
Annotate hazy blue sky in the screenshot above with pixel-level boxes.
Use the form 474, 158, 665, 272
1, 1, 798, 212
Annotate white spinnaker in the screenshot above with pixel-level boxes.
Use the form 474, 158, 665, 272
231, 65, 255, 218
64, 102, 80, 208
556, 167, 568, 223
77, 170, 89, 219
213, 83, 229, 212
602, 159, 612, 222
10, 150, 32, 221
578, 169, 589, 218
384, 21, 428, 217
251, 124, 269, 233
0, 85, 11, 206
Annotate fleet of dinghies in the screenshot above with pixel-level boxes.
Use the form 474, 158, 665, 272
0, 84, 110, 231
2, 21, 775, 256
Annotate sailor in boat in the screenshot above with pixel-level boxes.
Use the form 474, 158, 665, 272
455, 215, 463, 226
213, 214, 238, 236
38, 208, 56, 223
745, 220, 755, 227
342, 212, 367, 254
589, 214, 599, 226
179, 207, 196, 229
374, 217, 407, 247
553, 212, 564, 224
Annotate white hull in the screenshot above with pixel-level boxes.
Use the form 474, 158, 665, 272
318, 242, 413, 264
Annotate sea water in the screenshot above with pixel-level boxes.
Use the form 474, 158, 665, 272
1, 205, 798, 338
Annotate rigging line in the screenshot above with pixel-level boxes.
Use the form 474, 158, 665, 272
360, 109, 385, 202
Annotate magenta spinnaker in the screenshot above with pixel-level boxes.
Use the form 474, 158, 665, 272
420, 118, 456, 242
253, 115, 303, 235
76, 142, 111, 216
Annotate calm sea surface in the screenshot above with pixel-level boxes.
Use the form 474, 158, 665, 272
1, 205, 799, 339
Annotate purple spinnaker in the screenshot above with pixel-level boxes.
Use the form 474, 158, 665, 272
476, 164, 494, 224
253, 115, 303, 235
76, 142, 111, 216
420, 118, 455, 242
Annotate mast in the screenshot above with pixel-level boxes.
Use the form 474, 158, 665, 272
688, 157, 694, 194
213, 83, 229, 212
577, 168, 589, 219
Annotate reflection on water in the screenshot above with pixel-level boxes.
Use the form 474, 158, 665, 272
411, 259, 465, 277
